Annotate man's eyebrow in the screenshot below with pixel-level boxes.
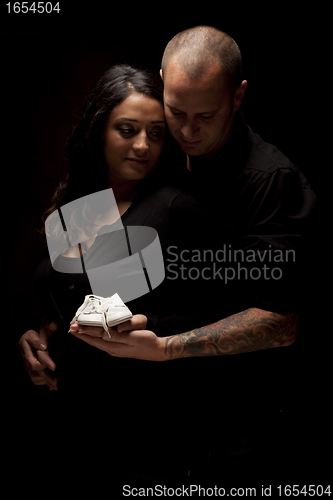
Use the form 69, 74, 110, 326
115, 117, 165, 124
165, 103, 217, 116
165, 103, 183, 112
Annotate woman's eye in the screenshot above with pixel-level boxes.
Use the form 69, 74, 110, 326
118, 127, 134, 135
150, 128, 164, 138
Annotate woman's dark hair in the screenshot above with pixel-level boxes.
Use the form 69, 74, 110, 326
43, 63, 170, 225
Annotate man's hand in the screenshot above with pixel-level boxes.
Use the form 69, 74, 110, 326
69, 314, 148, 338
69, 315, 166, 361
19, 320, 58, 390
70, 308, 298, 362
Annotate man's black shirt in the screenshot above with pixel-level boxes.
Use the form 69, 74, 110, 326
175, 111, 318, 441
186, 110, 316, 314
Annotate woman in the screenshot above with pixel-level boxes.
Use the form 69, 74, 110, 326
18, 64, 219, 487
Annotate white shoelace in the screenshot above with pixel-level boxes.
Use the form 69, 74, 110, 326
73, 295, 110, 337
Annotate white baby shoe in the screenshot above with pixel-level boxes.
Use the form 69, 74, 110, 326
72, 293, 132, 337
103, 294, 133, 328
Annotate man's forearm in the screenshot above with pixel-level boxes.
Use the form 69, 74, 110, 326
164, 308, 298, 360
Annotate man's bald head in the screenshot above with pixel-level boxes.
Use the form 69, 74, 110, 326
161, 26, 243, 93
160, 26, 247, 157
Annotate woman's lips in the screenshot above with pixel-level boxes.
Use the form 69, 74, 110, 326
126, 157, 149, 165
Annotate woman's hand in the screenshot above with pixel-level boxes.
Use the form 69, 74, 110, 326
19, 319, 58, 390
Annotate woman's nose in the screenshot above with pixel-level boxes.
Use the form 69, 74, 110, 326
133, 132, 149, 154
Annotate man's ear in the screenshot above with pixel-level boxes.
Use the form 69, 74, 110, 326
233, 80, 247, 112
159, 69, 163, 80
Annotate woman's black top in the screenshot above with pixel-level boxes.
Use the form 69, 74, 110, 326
33, 175, 219, 475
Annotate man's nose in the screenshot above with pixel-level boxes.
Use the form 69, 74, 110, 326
180, 120, 200, 141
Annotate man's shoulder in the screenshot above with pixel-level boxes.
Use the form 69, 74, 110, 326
239, 124, 312, 193
245, 126, 296, 176
132, 171, 204, 224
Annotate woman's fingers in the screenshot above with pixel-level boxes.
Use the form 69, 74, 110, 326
19, 328, 58, 389
37, 349, 56, 372
19, 329, 48, 353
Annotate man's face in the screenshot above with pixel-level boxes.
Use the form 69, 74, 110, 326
162, 59, 243, 157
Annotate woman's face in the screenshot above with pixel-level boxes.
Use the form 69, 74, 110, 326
103, 92, 166, 184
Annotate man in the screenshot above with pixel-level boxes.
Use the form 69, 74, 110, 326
70, 26, 314, 361
22, 26, 316, 483
69, 26, 315, 481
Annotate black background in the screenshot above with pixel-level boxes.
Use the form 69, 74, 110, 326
3, 2, 330, 488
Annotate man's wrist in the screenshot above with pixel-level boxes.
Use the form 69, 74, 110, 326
163, 334, 187, 361
155, 336, 170, 362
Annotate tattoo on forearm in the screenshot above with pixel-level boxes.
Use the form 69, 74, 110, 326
164, 308, 298, 360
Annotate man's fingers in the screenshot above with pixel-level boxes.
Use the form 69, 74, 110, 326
117, 314, 147, 332
69, 315, 148, 337
70, 316, 148, 338
69, 322, 105, 337
117, 319, 134, 332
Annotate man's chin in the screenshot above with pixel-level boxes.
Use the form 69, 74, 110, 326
179, 140, 207, 156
